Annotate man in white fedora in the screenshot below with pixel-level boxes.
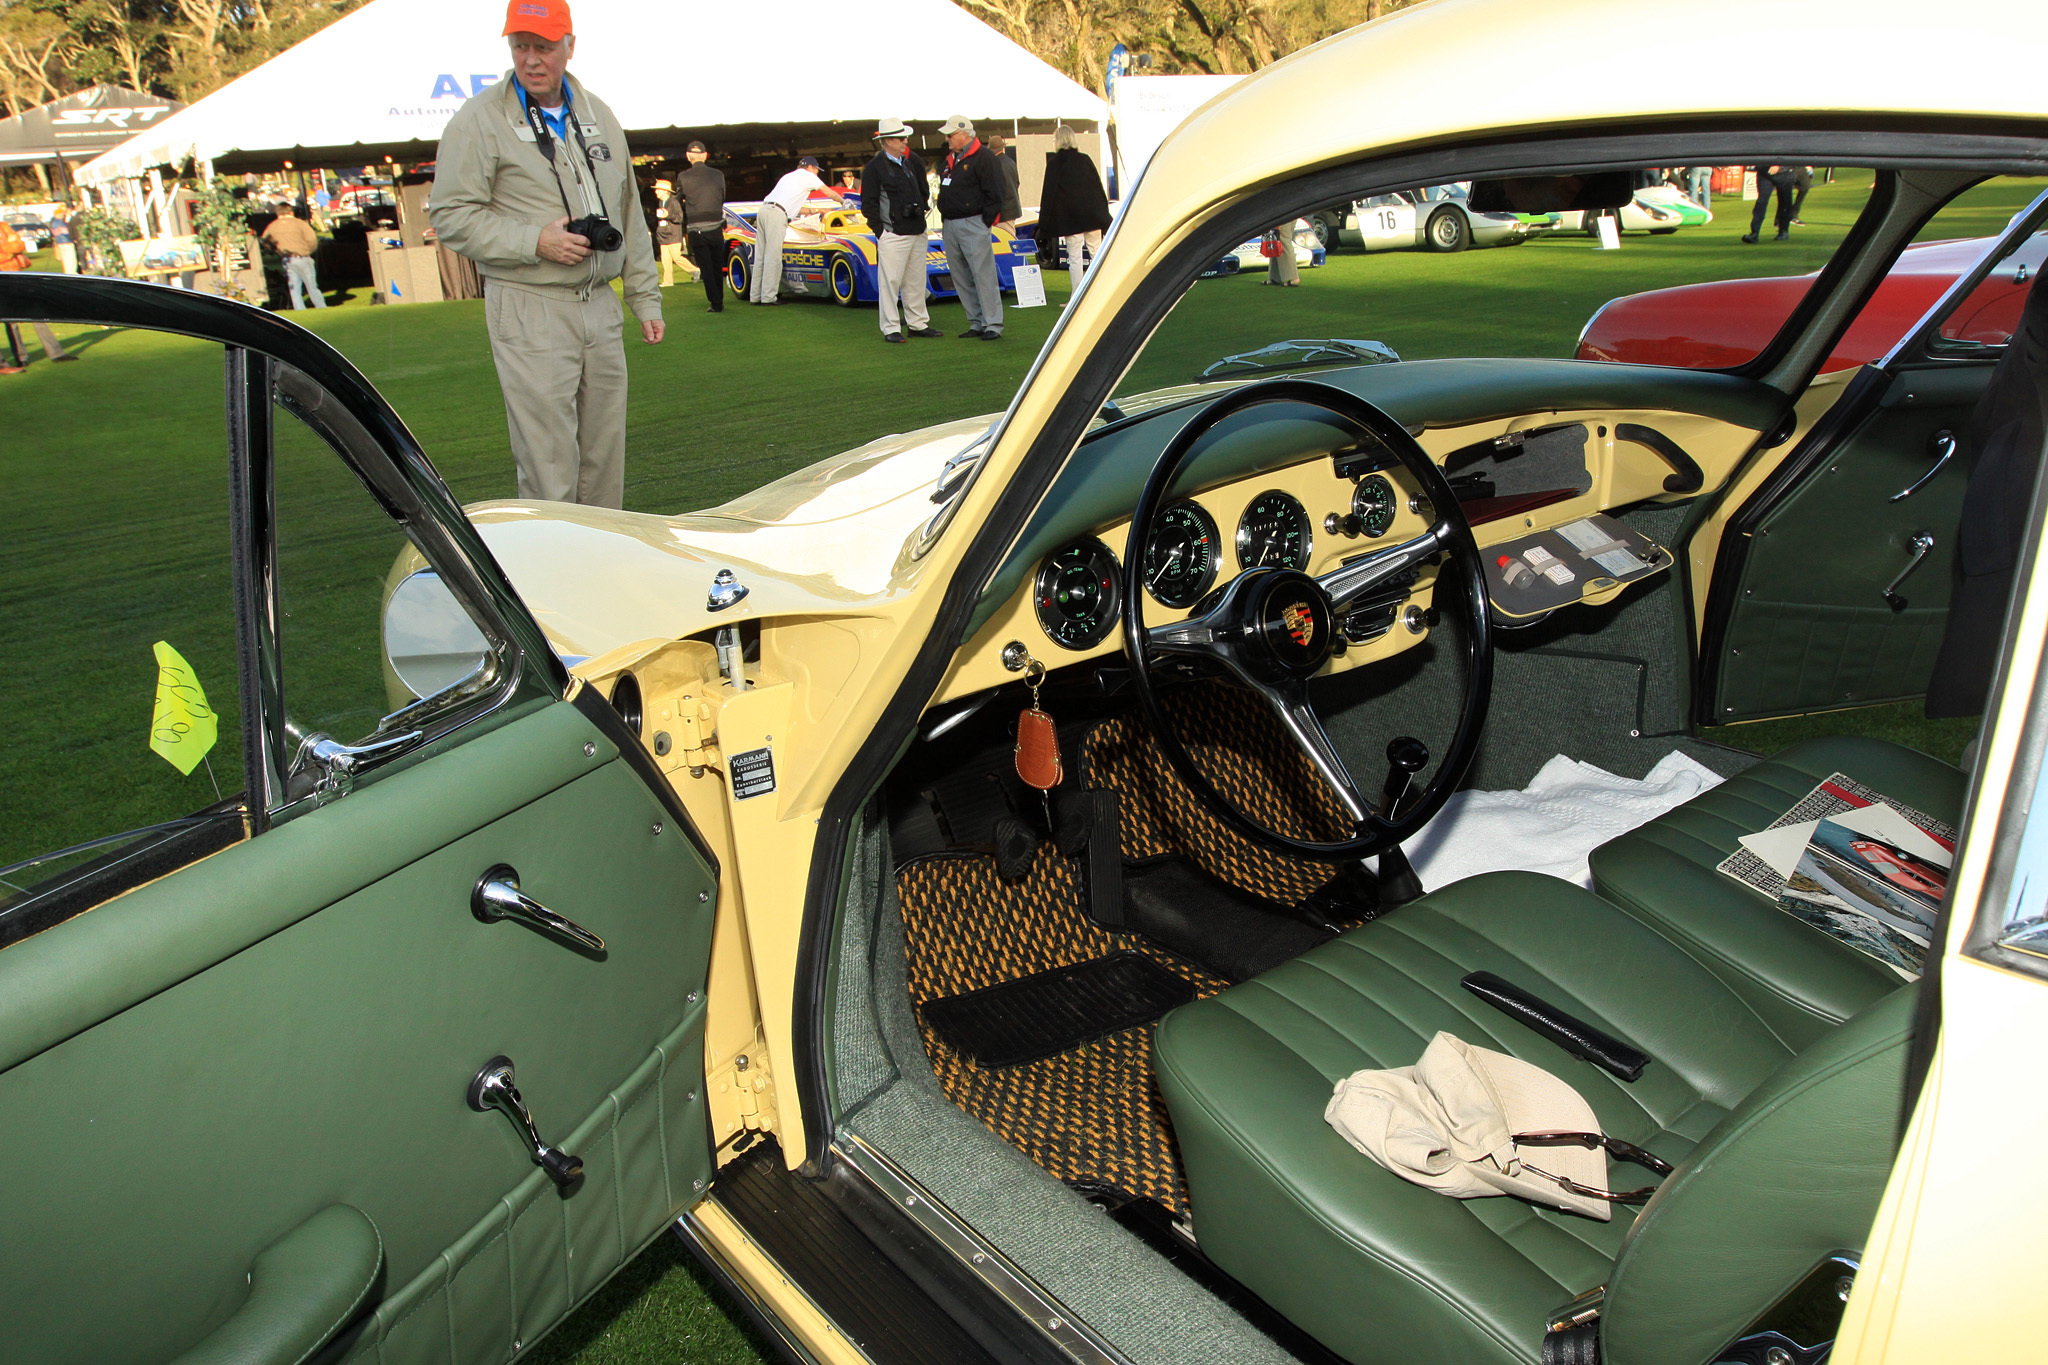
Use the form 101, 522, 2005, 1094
860, 119, 944, 343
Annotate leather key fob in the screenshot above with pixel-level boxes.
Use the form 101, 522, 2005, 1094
1015, 707, 1063, 790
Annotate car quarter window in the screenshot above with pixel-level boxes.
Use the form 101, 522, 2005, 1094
271, 387, 422, 751
266, 364, 509, 817
0, 325, 248, 941
1919, 181, 2048, 356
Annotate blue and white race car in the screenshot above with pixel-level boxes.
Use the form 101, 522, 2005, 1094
720, 203, 1038, 306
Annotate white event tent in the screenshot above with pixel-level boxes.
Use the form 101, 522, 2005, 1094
79, 0, 1106, 184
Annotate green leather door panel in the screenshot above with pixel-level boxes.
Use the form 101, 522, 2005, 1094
1707, 363, 1990, 722
0, 699, 715, 1364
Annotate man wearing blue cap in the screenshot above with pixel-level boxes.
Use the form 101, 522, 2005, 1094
752, 155, 843, 304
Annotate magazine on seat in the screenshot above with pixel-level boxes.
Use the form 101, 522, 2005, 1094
1715, 772, 1957, 976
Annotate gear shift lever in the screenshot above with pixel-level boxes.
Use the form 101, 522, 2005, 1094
1376, 737, 1429, 910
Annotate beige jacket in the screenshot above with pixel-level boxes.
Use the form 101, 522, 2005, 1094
430, 71, 661, 323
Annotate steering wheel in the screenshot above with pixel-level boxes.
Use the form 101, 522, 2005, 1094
1119, 378, 1492, 860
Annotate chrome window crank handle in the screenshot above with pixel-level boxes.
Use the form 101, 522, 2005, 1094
468, 1055, 584, 1188
1882, 532, 1936, 612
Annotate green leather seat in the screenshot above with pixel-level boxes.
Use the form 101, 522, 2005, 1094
1152, 871, 1915, 1365
1589, 736, 1964, 1048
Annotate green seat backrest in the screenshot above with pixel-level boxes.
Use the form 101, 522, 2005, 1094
1601, 986, 1917, 1365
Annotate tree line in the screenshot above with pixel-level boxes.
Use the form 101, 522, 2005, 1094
956, 0, 1410, 92
0, 0, 365, 117
0, 0, 1410, 137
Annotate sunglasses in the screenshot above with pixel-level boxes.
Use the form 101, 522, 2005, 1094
1513, 1131, 1675, 1205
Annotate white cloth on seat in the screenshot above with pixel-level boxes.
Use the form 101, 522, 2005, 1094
1402, 750, 1723, 893
1324, 1031, 1616, 1220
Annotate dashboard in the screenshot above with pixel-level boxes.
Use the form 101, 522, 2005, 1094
935, 359, 1783, 705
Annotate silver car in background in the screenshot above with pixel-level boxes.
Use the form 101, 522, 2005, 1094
1311, 184, 1544, 253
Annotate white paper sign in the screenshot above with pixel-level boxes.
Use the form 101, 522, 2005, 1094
1011, 263, 1047, 308
1740, 820, 1823, 881
1595, 214, 1622, 251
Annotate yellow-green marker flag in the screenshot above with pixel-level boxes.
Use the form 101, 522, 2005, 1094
150, 641, 218, 776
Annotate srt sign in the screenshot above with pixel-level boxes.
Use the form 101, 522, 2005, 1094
54, 106, 171, 128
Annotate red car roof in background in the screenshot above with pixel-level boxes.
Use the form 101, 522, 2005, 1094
1577, 234, 2043, 372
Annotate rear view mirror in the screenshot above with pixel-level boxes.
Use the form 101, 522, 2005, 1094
1468, 172, 1636, 214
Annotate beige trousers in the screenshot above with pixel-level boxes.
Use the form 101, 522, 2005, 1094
485, 282, 629, 509
875, 231, 930, 335
1061, 230, 1101, 273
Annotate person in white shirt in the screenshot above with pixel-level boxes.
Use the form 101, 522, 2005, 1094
751, 155, 843, 304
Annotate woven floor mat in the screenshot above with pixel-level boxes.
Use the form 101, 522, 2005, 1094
1085, 683, 1355, 906
898, 846, 1227, 1214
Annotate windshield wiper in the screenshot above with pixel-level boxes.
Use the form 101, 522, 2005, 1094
1199, 338, 1400, 381
930, 429, 994, 504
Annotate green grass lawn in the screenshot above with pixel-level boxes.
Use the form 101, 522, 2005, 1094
3, 170, 2037, 1359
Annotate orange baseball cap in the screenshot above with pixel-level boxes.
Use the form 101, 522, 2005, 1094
504, 0, 572, 40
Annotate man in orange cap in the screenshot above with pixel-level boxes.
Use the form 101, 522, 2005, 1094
430, 0, 664, 509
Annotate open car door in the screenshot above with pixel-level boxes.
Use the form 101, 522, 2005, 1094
1697, 191, 2048, 724
0, 281, 717, 1364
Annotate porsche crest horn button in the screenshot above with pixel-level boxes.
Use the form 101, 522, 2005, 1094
1282, 600, 1318, 648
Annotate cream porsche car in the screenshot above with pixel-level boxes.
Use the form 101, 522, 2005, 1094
5, 2, 2048, 1364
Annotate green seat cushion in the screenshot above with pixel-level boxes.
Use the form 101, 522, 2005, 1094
1152, 872, 1799, 1365
1588, 736, 1964, 1048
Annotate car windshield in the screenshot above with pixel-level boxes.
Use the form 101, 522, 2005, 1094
1112, 169, 1890, 401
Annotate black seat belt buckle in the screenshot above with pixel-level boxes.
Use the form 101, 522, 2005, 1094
1461, 971, 1650, 1082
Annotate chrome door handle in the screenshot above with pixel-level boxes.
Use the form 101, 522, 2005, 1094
1883, 532, 1937, 612
472, 865, 606, 954
467, 1055, 584, 1188
1890, 430, 1957, 503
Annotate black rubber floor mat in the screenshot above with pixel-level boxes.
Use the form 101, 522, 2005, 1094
1122, 856, 1332, 983
922, 951, 1196, 1069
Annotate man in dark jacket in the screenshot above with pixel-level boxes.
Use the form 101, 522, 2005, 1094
935, 116, 1009, 340
861, 119, 944, 343
672, 140, 727, 313
987, 133, 1024, 223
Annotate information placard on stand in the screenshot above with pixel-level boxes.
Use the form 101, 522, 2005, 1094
1011, 264, 1047, 308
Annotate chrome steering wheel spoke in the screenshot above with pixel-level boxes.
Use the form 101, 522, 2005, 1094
1252, 679, 1376, 824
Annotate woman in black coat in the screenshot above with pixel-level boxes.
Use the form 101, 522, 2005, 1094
1038, 125, 1113, 273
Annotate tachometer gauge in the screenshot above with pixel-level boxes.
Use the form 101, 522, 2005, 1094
1034, 538, 1122, 649
1236, 490, 1312, 570
1144, 501, 1221, 608
1353, 475, 1397, 538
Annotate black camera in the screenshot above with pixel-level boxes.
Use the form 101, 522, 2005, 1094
565, 215, 623, 253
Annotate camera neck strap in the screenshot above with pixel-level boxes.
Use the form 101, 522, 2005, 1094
519, 84, 610, 225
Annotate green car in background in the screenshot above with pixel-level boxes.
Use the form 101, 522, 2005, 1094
1557, 184, 1714, 235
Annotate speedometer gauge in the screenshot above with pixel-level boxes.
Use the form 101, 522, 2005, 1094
1236, 491, 1312, 570
1034, 539, 1122, 650
1144, 501, 1220, 609
1353, 475, 1397, 538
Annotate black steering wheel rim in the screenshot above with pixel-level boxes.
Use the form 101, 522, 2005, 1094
1119, 377, 1492, 860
